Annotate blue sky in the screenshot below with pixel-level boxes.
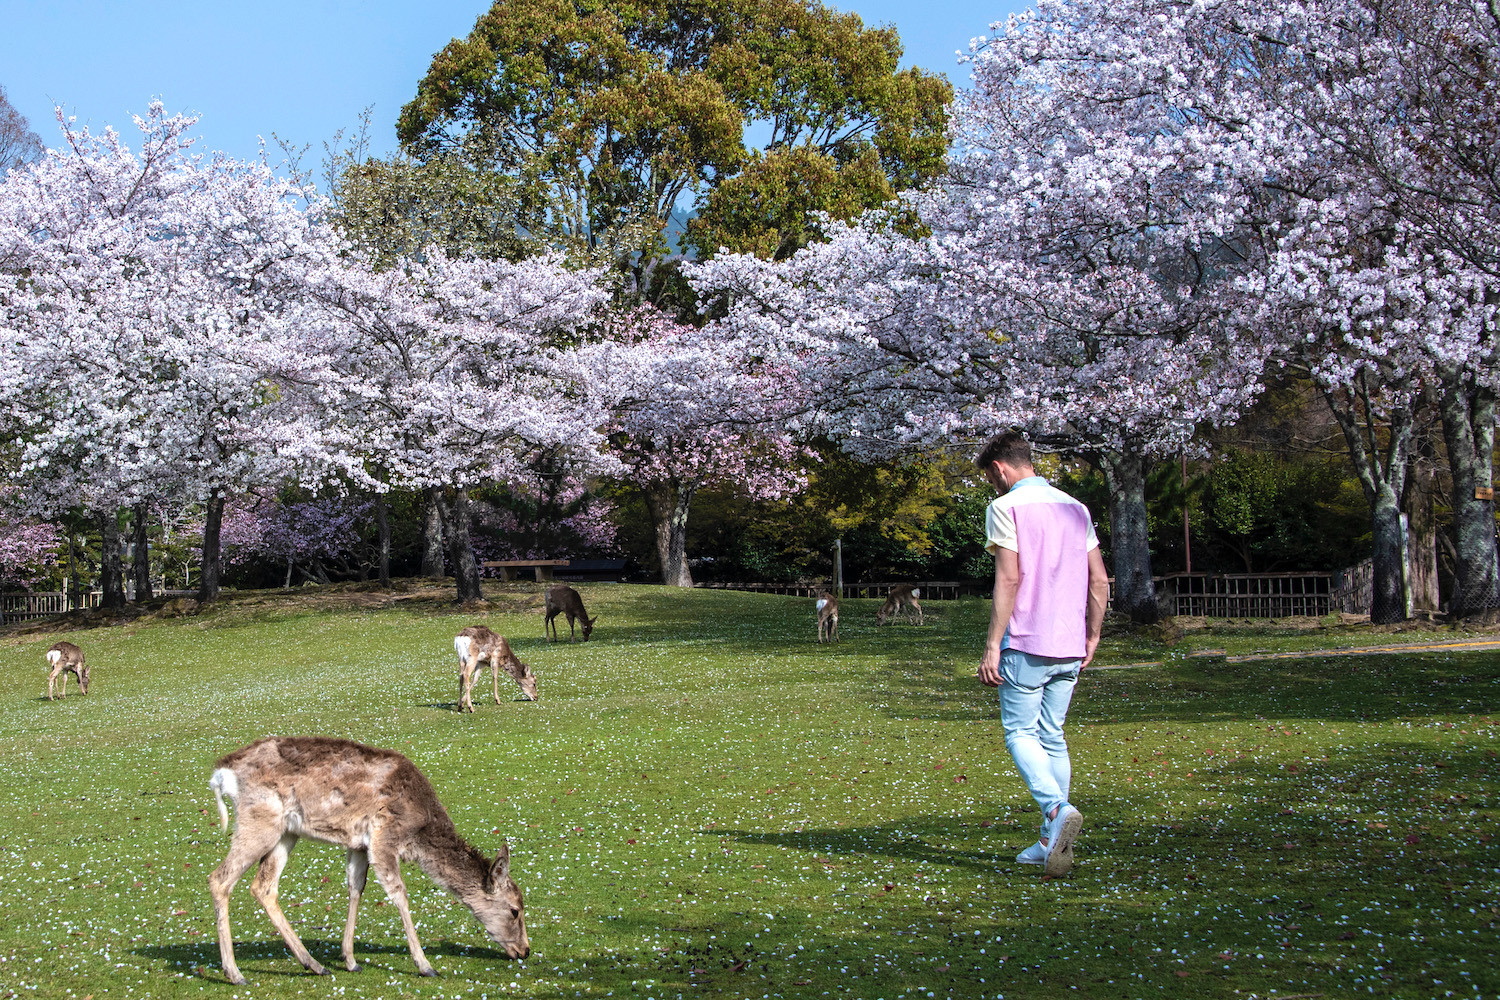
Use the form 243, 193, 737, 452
1, 0, 1026, 170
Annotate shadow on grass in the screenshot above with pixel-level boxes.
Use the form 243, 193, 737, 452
133, 938, 517, 979
863, 645, 1500, 726
711, 819, 1003, 875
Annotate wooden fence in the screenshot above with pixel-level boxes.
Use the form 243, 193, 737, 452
1149, 572, 1339, 618
0, 588, 196, 622
1, 591, 100, 622
697, 580, 985, 602
705, 567, 1423, 619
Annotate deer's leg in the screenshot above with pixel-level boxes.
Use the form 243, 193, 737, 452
490, 655, 503, 705
914, 600, 923, 625
78, 667, 88, 695
369, 847, 436, 977
249, 833, 326, 975
46, 666, 59, 700
459, 657, 475, 712
342, 849, 369, 971
210, 817, 285, 986
545, 613, 556, 642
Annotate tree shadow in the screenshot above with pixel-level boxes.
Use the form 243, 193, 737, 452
707, 817, 1013, 876
864, 646, 1500, 725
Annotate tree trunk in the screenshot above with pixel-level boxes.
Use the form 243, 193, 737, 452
198, 491, 226, 603
447, 487, 484, 603
131, 503, 153, 602
99, 509, 126, 609
1437, 373, 1499, 618
421, 487, 447, 578
1323, 380, 1413, 624
644, 482, 696, 587
1099, 450, 1158, 624
374, 491, 392, 587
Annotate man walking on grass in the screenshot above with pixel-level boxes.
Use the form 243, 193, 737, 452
976, 431, 1111, 876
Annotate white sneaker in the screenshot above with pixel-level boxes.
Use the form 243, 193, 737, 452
1016, 841, 1047, 865
1044, 804, 1083, 876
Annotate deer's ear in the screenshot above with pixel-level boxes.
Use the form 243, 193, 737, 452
492, 841, 511, 882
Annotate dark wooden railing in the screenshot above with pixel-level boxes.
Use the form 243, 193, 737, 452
696, 580, 986, 602
707, 571, 1381, 619
1148, 572, 1341, 618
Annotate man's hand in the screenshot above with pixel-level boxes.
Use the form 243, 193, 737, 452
1081, 634, 1100, 670
978, 647, 1002, 687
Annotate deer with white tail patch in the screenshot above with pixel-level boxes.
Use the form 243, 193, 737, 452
816, 593, 839, 642
208, 736, 528, 985
455, 625, 538, 709
45, 641, 88, 700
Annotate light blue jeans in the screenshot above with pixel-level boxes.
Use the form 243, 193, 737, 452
997, 647, 1080, 835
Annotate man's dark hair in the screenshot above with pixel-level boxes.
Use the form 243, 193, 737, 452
975, 430, 1032, 470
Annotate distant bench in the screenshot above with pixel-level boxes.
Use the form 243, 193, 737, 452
481, 559, 570, 582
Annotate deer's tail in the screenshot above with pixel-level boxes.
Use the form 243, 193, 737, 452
209, 768, 239, 833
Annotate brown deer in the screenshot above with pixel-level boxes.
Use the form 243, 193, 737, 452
876, 584, 924, 625
454, 626, 538, 709
208, 736, 529, 985
543, 584, 595, 642
816, 593, 839, 643
45, 641, 88, 700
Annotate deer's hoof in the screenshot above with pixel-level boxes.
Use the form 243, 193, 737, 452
225, 971, 247, 986
345, 960, 361, 972
418, 965, 438, 977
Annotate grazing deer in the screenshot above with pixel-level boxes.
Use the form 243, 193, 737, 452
45, 641, 88, 700
454, 626, 538, 710
208, 736, 529, 985
816, 593, 839, 643
543, 584, 595, 642
876, 584, 924, 625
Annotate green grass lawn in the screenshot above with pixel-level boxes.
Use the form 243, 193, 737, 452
0, 585, 1496, 1000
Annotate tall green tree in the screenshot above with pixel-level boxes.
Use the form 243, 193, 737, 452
687, 0, 951, 260
396, 0, 951, 291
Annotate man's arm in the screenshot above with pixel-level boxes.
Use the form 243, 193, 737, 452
1082, 546, 1109, 669
978, 547, 1021, 686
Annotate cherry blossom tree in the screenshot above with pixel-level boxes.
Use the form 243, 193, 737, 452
0, 104, 360, 603
470, 472, 619, 563
300, 247, 612, 602
0, 486, 59, 623
1235, 0, 1500, 618
222, 495, 367, 588
993, 0, 1500, 620
576, 305, 807, 586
